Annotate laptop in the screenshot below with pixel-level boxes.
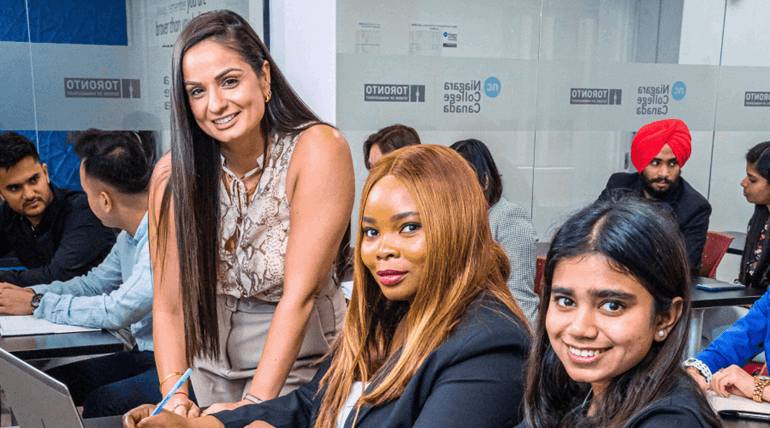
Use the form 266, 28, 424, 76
0, 347, 122, 428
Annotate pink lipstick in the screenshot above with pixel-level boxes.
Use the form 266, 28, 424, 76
377, 270, 407, 285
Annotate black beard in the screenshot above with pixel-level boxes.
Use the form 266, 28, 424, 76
641, 174, 680, 199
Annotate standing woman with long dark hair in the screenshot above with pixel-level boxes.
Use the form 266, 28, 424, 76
148, 10, 354, 416
518, 197, 720, 428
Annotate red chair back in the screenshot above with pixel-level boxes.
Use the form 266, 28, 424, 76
699, 231, 734, 279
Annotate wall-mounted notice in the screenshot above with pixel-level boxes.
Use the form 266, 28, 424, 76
409, 23, 457, 56
355, 23, 380, 53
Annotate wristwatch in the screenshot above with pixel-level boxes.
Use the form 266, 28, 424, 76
753, 376, 770, 402
30, 293, 43, 310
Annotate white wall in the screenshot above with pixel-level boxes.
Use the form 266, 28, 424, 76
270, 0, 337, 124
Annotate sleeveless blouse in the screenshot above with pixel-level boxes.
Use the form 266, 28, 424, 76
217, 132, 298, 301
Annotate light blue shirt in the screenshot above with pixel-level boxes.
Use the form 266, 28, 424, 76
31, 212, 153, 352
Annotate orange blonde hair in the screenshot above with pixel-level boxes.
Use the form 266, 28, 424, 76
314, 144, 528, 428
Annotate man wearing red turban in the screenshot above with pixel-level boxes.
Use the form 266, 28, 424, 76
598, 119, 711, 276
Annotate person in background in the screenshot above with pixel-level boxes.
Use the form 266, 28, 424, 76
598, 119, 711, 277
123, 145, 531, 428
0, 131, 116, 286
450, 138, 539, 325
149, 10, 353, 417
0, 130, 171, 417
518, 197, 720, 428
685, 141, 770, 402
362, 124, 420, 170
739, 141, 770, 291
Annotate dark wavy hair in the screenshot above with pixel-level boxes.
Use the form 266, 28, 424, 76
362, 124, 420, 169
522, 196, 720, 428
0, 132, 40, 170
157, 10, 334, 363
449, 138, 503, 207
74, 129, 154, 194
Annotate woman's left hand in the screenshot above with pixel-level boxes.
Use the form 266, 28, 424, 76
710, 364, 754, 398
202, 400, 252, 416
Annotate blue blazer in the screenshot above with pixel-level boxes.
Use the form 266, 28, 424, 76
214, 295, 531, 428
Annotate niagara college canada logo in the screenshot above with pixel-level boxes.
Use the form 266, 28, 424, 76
364, 84, 425, 102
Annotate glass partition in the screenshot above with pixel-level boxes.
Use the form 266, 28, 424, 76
337, 0, 770, 243
337, 0, 541, 231
1, 0, 264, 188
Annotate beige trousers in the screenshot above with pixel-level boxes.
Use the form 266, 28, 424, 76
191, 281, 346, 407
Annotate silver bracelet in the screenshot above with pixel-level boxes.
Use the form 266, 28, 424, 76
683, 357, 712, 385
243, 393, 264, 405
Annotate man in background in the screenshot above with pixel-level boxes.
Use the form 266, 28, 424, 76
0, 131, 116, 286
598, 118, 711, 276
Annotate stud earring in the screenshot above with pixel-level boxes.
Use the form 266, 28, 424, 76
658, 330, 665, 338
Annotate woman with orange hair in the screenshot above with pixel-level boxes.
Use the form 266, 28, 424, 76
124, 145, 531, 428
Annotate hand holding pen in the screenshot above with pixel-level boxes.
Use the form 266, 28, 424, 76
153, 368, 194, 416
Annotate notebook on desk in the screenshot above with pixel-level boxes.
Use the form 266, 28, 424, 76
0, 315, 100, 336
0, 347, 121, 428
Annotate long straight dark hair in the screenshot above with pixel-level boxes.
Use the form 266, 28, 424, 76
522, 196, 720, 428
157, 10, 327, 364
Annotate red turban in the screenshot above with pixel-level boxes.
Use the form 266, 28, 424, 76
630, 119, 691, 172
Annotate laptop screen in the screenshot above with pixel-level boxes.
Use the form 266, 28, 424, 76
0, 347, 84, 428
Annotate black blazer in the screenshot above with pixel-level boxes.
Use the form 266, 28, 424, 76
0, 183, 116, 286
515, 384, 716, 428
598, 172, 711, 276
214, 295, 531, 428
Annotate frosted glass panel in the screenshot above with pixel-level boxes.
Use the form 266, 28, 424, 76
0, 42, 36, 130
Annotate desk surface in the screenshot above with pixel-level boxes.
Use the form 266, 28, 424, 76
723, 415, 770, 427
84, 415, 124, 428
0, 329, 124, 360
691, 277, 765, 309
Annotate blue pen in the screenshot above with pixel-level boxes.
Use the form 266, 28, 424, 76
151, 368, 194, 416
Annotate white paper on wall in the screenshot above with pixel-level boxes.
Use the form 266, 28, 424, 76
409, 23, 457, 57
355, 23, 381, 53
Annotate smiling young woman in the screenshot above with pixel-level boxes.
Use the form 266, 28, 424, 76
146, 9, 354, 418
517, 196, 720, 428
